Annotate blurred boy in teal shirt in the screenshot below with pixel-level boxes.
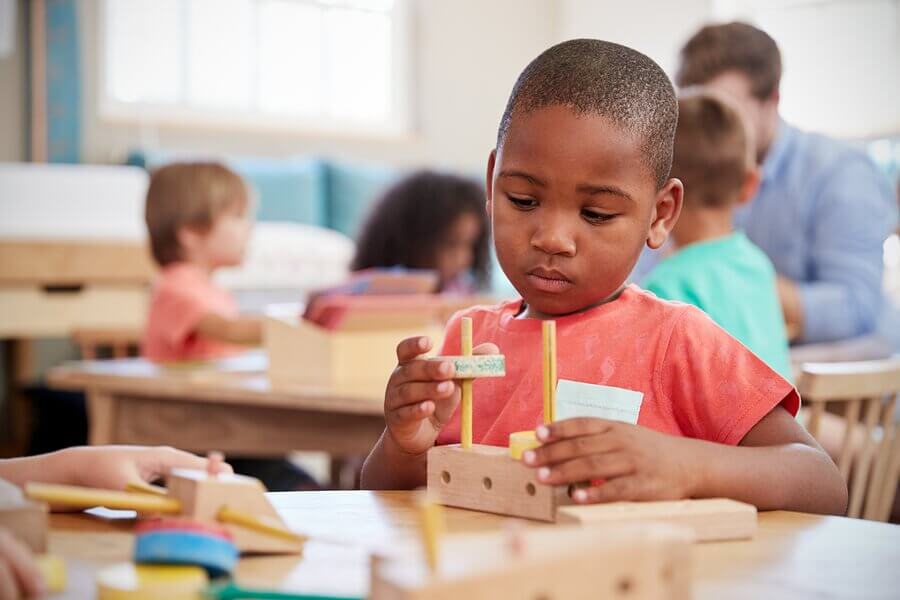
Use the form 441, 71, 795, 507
643, 91, 792, 380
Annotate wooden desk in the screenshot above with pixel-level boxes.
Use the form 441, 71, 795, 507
46, 352, 386, 459
46, 491, 900, 599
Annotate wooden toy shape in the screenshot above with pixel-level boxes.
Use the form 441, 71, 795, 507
166, 468, 302, 554
25, 469, 305, 554
426, 355, 506, 378
370, 523, 692, 600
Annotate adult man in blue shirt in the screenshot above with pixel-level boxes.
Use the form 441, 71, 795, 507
637, 22, 896, 345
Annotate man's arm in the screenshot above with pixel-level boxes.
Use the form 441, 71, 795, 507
793, 157, 896, 343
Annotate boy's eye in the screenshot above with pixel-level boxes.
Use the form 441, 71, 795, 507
508, 195, 538, 210
581, 209, 615, 224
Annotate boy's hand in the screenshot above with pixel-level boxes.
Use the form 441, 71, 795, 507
384, 336, 500, 457
523, 418, 700, 503
0, 529, 44, 599
59, 445, 234, 491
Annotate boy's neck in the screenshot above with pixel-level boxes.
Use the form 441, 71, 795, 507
671, 206, 735, 248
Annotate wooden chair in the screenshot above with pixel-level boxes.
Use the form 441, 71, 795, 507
799, 359, 900, 521
71, 327, 142, 360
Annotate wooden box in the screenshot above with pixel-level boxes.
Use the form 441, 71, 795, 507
265, 316, 443, 397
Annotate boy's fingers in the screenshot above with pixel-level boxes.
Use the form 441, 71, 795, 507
534, 452, 635, 486
536, 418, 617, 442
472, 342, 500, 355
392, 359, 455, 385
0, 560, 17, 600
388, 381, 455, 409
524, 434, 620, 467
388, 401, 435, 426
570, 476, 639, 504
0, 531, 44, 597
396, 337, 432, 363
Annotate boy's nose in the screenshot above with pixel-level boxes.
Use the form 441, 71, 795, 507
530, 220, 576, 257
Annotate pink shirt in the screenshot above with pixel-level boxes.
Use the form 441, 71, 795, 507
436, 285, 799, 447
142, 263, 242, 362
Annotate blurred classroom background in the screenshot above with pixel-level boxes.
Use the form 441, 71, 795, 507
0, 0, 898, 491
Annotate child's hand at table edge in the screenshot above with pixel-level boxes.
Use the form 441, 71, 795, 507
522, 418, 699, 503
384, 336, 500, 457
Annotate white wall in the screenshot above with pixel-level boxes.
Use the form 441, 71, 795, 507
77, 0, 559, 171
558, 0, 715, 78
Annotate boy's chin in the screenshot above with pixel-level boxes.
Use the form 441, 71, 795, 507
520, 288, 625, 318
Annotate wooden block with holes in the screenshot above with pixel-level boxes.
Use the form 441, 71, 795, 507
427, 444, 570, 521
370, 523, 691, 600
165, 469, 301, 554
427, 445, 757, 541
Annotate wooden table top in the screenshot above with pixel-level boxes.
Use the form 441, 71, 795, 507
47, 490, 900, 600
46, 351, 384, 414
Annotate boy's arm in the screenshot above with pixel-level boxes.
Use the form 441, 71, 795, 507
526, 407, 848, 515
692, 407, 847, 514
0, 446, 230, 491
360, 430, 430, 490
195, 313, 263, 345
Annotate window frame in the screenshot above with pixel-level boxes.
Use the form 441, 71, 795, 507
97, 0, 415, 139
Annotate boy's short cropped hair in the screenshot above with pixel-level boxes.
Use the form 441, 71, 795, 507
145, 162, 249, 266
676, 22, 781, 100
497, 38, 678, 189
671, 92, 752, 208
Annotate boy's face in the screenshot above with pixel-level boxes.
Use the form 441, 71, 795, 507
180, 204, 252, 270
487, 105, 682, 318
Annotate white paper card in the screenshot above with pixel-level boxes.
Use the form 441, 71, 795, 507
555, 379, 643, 424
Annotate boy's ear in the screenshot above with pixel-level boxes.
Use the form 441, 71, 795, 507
737, 166, 761, 205
176, 225, 202, 255
647, 178, 683, 250
485, 149, 497, 214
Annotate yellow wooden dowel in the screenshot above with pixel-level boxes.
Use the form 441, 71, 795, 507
460, 317, 474, 449
548, 320, 557, 422
125, 480, 168, 497
25, 482, 181, 514
417, 494, 444, 573
36, 555, 66, 593
217, 506, 307, 545
542, 321, 551, 424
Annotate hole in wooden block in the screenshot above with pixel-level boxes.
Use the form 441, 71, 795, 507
482, 477, 493, 491
567, 484, 576, 499
617, 577, 633, 594
525, 483, 536, 496
533, 594, 551, 600
441, 470, 451, 484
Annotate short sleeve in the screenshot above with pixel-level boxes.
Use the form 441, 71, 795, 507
438, 310, 465, 356
657, 306, 799, 446
153, 284, 212, 349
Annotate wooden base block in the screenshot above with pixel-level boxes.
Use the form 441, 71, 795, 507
0, 501, 48, 552
166, 470, 302, 555
427, 446, 758, 541
370, 523, 691, 600
557, 498, 757, 542
426, 444, 568, 521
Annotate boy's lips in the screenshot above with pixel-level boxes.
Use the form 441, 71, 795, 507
526, 267, 574, 293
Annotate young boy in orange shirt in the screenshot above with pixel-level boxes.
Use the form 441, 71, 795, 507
142, 162, 262, 362
360, 39, 847, 514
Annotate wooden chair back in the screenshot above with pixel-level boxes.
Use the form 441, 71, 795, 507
799, 359, 900, 521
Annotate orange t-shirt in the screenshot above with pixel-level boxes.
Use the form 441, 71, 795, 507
141, 263, 243, 363
436, 285, 799, 447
